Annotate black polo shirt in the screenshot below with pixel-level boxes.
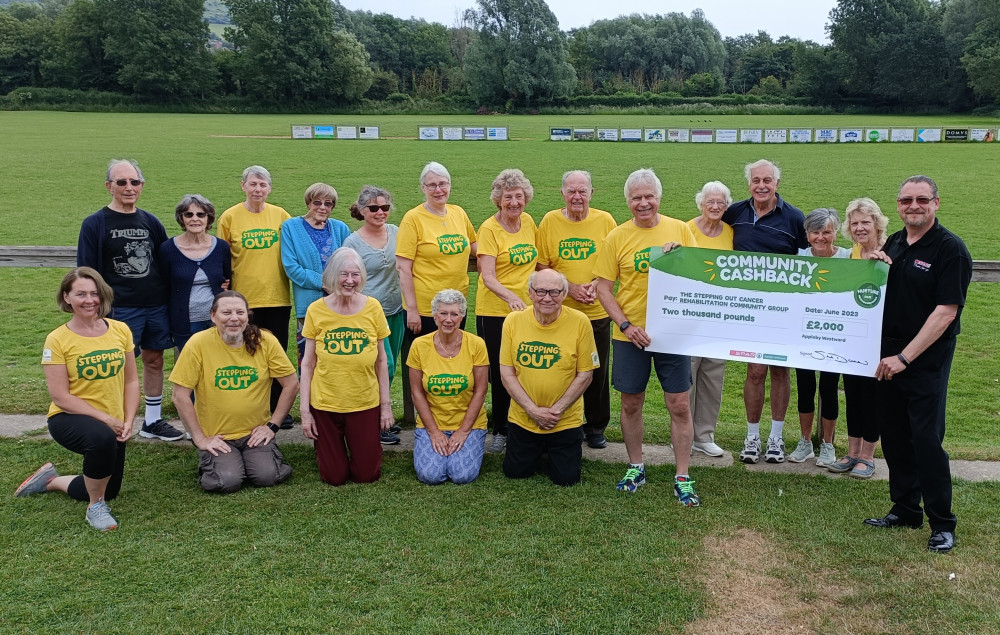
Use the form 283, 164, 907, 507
723, 193, 808, 255
882, 219, 972, 344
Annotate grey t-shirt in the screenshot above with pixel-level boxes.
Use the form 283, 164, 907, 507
344, 225, 402, 316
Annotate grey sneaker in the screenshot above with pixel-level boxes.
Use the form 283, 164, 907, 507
816, 442, 837, 468
787, 437, 815, 463
487, 433, 507, 453
15, 462, 58, 497
739, 435, 762, 464
85, 499, 118, 531
139, 419, 184, 441
764, 436, 786, 463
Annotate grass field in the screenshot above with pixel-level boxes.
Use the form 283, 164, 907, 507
2, 111, 1000, 631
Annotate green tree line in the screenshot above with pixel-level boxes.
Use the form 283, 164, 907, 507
2, 0, 999, 111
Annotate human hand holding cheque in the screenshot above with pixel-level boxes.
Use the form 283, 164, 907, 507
643, 247, 889, 376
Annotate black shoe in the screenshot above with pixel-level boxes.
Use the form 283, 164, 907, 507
280, 414, 294, 430
380, 431, 401, 445
863, 513, 923, 529
928, 531, 956, 553
586, 434, 607, 449
388, 424, 402, 434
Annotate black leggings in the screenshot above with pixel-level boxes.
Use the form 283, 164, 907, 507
795, 368, 840, 420
843, 373, 880, 443
47, 413, 127, 502
251, 305, 291, 413
476, 315, 510, 436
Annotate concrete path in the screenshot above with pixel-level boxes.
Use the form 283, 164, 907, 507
5, 414, 999, 482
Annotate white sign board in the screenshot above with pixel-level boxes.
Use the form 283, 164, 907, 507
464, 127, 486, 141
487, 127, 508, 140
336, 126, 357, 140
740, 129, 763, 143
597, 128, 619, 141
442, 127, 463, 141
358, 126, 379, 139
691, 129, 714, 143
890, 128, 915, 142
970, 128, 996, 142
621, 128, 642, 142
764, 129, 787, 143
644, 128, 665, 142
790, 129, 812, 143
814, 129, 837, 143
715, 129, 738, 143
419, 126, 439, 140
840, 129, 863, 143
667, 129, 690, 142
866, 129, 889, 142
917, 129, 942, 142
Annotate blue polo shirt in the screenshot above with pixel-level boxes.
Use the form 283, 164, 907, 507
722, 194, 808, 255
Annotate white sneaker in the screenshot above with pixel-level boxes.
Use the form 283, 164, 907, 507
692, 441, 725, 457
739, 435, 761, 464
787, 437, 815, 463
764, 436, 786, 463
816, 442, 837, 467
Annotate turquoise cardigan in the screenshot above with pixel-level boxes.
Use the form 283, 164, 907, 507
280, 216, 351, 318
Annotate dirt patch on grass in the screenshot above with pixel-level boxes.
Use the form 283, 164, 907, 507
686, 528, 886, 634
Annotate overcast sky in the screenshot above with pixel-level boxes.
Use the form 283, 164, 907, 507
337, 0, 837, 43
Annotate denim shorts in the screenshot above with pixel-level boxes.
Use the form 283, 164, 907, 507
612, 339, 691, 394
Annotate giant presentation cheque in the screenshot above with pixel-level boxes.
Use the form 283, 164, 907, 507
644, 247, 889, 377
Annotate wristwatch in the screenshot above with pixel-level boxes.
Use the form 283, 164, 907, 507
266, 422, 280, 434
618, 320, 631, 332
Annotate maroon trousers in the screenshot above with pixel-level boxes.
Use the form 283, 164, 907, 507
310, 405, 382, 485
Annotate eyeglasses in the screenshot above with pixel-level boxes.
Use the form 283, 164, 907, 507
703, 200, 727, 208
531, 287, 564, 298
310, 200, 335, 208
111, 179, 142, 187
366, 204, 391, 213
897, 196, 935, 206
182, 211, 208, 219
423, 181, 450, 191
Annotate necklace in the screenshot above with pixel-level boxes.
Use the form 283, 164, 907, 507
435, 333, 462, 359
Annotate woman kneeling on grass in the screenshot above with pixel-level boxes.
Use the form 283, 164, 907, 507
16, 267, 139, 532
300, 247, 394, 485
407, 289, 489, 484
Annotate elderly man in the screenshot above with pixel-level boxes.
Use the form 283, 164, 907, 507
170, 291, 299, 493
500, 269, 599, 486
77, 159, 183, 442
536, 170, 618, 449
594, 168, 701, 505
864, 176, 971, 554
722, 159, 807, 464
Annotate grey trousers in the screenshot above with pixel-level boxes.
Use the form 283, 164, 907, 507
198, 435, 292, 493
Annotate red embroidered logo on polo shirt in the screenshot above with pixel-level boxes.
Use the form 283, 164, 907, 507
913, 259, 932, 271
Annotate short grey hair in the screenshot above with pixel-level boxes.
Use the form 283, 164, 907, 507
804, 208, 840, 233
420, 161, 450, 186
743, 159, 781, 183
242, 165, 272, 186
695, 181, 732, 208
899, 175, 938, 199
106, 159, 144, 183
431, 289, 467, 316
174, 194, 216, 229
624, 168, 662, 200
321, 247, 366, 295
528, 269, 569, 293
561, 170, 593, 189
490, 168, 534, 209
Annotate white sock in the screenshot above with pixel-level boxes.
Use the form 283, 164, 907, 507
144, 396, 162, 424
769, 420, 784, 439
747, 422, 760, 438
630, 462, 645, 472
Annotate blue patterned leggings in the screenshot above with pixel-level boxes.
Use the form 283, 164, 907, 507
413, 428, 486, 485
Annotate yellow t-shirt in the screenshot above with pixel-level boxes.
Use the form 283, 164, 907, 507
395, 204, 477, 316
851, 243, 863, 259
217, 202, 292, 308
168, 328, 295, 440
42, 320, 135, 420
593, 215, 698, 341
687, 218, 734, 250
500, 307, 599, 434
406, 331, 489, 431
475, 213, 538, 317
537, 208, 618, 319
301, 296, 390, 413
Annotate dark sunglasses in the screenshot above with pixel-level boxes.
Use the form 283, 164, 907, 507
182, 211, 208, 219
112, 179, 142, 187
897, 196, 935, 206
366, 204, 391, 213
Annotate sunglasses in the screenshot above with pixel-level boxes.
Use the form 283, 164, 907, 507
366, 204, 391, 213
111, 179, 142, 187
897, 196, 935, 206
182, 211, 208, 219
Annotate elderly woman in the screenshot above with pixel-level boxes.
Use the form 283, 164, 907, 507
408, 289, 489, 484
396, 162, 478, 421
280, 183, 351, 370
16, 268, 138, 531
788, 208, 851, 467
300, 248, 393, 486
345, 185, 403, 445
158, 194, 231, 351
476, 168, 538, 454
170, 291, 298, 493
218, 165, 294, 427
828, 197, 890, 479
686, 181, 735, 458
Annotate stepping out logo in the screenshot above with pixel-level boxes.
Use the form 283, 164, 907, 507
558, 238, 596, 260
322, 327, 370, 355
437, 234, 468, 255
241, 228, 278, 249
214, 366, 258, 390
76, 349, 126, 381
516, 341, 561, 369
633, 247, 651, 273
509, 244, 537, 266
427, 373, 468, 396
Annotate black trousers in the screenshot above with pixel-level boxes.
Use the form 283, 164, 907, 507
251, 305, 291, 413
476, 315, 510, 437
48, 413, 127, 502
583, 317, 612, 437
877, 337, 957, 532
503, 423, 584, 486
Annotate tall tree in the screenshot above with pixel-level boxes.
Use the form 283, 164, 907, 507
959, 0, 1000, 103
0, 4, 50, 92
463, 0, 576, 107
40, 0, 118, 91
225, 0, 372, 103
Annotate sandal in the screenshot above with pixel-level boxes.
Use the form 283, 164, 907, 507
827, 455, 859, 473
850, 458, 876, 479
